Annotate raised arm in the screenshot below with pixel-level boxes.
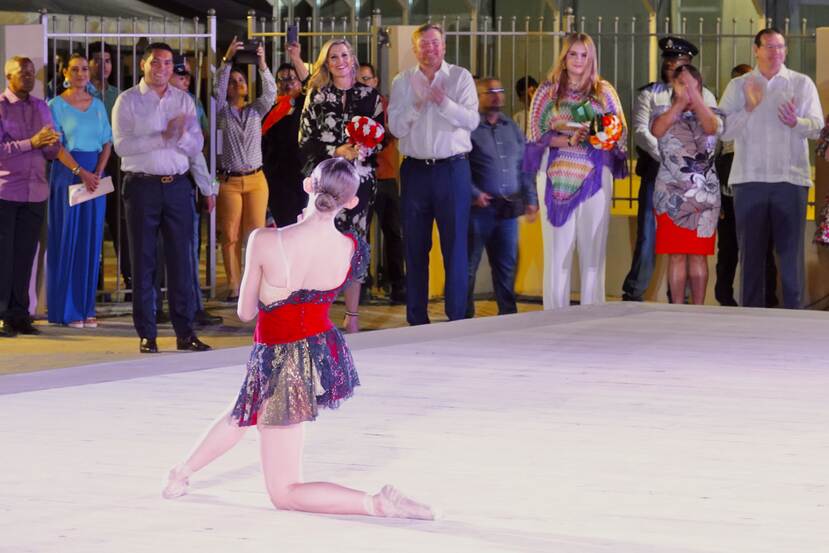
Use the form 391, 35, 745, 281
286, 41, 309, 84
253, 44, 277, 116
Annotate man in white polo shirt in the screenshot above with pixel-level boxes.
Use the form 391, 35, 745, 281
718, 28, 823, 309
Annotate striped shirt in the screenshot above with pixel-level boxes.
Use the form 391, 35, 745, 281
215, 63, 276, 173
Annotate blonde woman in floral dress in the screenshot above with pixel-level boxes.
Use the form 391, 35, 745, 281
298, 38, 383, 332
651, 64, 723, 304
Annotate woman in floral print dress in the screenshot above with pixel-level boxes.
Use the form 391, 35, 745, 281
299, 38, 383, 333
651, 64, 724, 304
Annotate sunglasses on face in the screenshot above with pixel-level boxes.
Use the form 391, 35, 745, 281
485, 88, 505, 94
359, 75, 375, 82
277, 76, 298, 84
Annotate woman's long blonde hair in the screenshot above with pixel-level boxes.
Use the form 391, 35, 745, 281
547, 33, 603, 106
308, 38, 359, 90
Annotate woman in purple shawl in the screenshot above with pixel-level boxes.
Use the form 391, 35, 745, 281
523, 33, 628, 309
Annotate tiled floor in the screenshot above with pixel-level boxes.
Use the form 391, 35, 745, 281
2, 302, 827, 552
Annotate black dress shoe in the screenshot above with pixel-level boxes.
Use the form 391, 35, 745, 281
176, 335, 212, 352
14, 320, 41, 335
194, 310, 223, 326
0, 321, 17, 337
140, 337, 159, 353
389, 288, 407, 305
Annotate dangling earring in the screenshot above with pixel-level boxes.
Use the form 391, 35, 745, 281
63, 79, 70, 89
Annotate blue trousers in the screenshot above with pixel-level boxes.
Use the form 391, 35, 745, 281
621, 173, 657, 300
466, 207, 518, 318
123, 174, 196, 339
733, 182, 807, 309
400, 157, 472, 325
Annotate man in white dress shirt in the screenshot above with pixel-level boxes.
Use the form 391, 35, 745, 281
112, 42, 211, 353
388, 23, 479, 325
718, 28, 823, 309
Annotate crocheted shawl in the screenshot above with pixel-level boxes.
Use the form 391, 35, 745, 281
523, 80, 629, 227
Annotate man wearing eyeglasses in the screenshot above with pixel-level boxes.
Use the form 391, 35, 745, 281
261, 41, 309, 227
719, 28, 823, 308
466, 77, 538, 318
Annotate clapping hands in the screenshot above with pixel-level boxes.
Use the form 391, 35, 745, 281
777, 98, 798, 128
162, 114, 188, 143
743, 76, 765, 112
412, 73, 446, 111
31, 125, 60, 148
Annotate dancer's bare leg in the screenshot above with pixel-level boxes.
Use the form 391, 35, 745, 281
259, 422, 434, 519
163, 407, 248, 498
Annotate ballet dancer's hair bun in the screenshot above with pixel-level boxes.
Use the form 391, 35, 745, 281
315, 191, 339, 212
310, 157, 360, 211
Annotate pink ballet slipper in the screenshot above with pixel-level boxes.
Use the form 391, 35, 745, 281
161, 465, 191, 499
374, 484, 436, 520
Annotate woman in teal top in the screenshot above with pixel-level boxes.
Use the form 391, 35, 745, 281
47, 53, 113, 328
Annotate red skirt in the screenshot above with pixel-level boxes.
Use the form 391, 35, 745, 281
655, 212, 716, 255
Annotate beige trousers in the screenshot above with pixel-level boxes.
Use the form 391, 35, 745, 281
217, 170, 269, 294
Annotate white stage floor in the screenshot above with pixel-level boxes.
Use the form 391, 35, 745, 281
1, 303, 827, 553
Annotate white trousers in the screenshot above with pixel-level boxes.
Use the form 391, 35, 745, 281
537, 160, 612, 310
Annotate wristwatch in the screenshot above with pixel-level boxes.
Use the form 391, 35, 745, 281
71, 165, 81, 176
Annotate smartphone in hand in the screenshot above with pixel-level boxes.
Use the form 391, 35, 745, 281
287, 24, 298, 45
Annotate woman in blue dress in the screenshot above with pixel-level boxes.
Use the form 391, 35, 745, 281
47, 53, 112, 328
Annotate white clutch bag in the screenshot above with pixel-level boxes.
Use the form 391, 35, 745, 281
68, 176, 114, 207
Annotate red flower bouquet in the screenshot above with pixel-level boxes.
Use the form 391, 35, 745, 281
345, 116, 385, 160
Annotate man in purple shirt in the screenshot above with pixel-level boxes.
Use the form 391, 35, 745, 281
0, 56, 61, 337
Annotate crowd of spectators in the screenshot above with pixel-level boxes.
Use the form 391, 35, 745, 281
1, 24, 825, 345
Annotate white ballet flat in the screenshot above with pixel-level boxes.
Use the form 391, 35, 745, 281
161, 465, 190, 499
376, 484, 436, 520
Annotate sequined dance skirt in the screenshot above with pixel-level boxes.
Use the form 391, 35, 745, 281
231, 329, 360, 427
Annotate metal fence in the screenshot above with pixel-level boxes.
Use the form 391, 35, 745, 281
248, 7, 817, 210
429, 9, 817, 208
33, 6, 821, 302
39, 9, 219, 299
245, 10, 381, 84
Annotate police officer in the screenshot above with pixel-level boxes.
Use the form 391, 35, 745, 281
621, 37, 718, 301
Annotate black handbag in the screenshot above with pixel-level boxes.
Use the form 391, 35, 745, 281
492, 192, 525, 219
